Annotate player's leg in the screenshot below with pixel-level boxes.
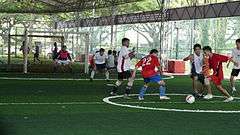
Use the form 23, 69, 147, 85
203, 77, 213, 99
153, 75, 170, 100
110, 72, 124, 95
138, 79, 149, 100
230, 69, 239, 93
123, 71, 134, 99
90, 65, 97, 81
105, 68, 110, 81
212, 76, 233, 102
215, 85, 233, 102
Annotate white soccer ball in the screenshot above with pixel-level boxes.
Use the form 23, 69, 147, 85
185, 95, 195, 104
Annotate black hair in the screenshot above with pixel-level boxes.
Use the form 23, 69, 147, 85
112, 50, 117, 55
202, 46, 212, 52
150, 49, 158, 54
236, 39, 240, 43
193, 44, 201, 51
99, 48, 105, 52
108, 50, 112, 55
122, 38, 130, 44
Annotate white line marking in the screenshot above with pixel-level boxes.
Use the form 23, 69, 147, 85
0, 75, 174, 81
103, 93, 240, 113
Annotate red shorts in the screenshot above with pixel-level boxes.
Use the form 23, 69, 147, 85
210, 75, 223, 85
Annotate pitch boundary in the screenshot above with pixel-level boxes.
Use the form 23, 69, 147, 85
103, 93, 240, 113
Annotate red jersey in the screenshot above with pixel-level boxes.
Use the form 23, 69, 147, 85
209, 53, 229, 84
57, 50, 71, 60
135, 54, 160, 78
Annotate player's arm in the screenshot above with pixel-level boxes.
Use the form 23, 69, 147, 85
131, 59, 143, 79
228, 57, 238, 67
183, 54, 193, 61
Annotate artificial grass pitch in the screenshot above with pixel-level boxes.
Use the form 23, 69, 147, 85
0, 76, 240, 135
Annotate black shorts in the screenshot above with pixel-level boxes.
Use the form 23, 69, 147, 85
96, 63, 106, 70
191, 73, 205, 85
118, 70, 132, 80
231, 69, 240, 77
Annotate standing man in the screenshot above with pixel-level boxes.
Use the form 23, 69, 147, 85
110, 38, 135, 99
203, 46, 238, 102
33, 45, 40, 63
183, 44, 206, 98
228, 39, 240, 93
132, 49, 170, 100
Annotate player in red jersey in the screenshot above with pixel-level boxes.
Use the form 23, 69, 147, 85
132, 49, 170, 100
203, 46, 238, 102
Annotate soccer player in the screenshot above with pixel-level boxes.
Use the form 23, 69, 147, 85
227, 39, 240, 93
132, 49, 170, 100
110, 38, 135, 99
183, 44, 205, 97
55, 45, 72, 65
90, 48, 108, 81
106, 50, 116, 80
203, 46, 238, 102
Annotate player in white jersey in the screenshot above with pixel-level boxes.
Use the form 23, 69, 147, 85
110, 38, 136, 99
228, 39, 240, 93
105, 50, 116, 81
90, 48, 108, 81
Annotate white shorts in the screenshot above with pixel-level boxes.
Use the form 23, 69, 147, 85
57, 60, 70, 65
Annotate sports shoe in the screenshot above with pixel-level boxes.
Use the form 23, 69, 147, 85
232, 87, 237, 93
123, 94, 131, 99
138, 96, 144, 101
160, 96, 170, 100
203, 94, 213, 100
110, 92, 117, 96
223, 97, 234, 102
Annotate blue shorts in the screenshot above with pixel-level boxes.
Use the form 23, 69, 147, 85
144, 75, 162, 83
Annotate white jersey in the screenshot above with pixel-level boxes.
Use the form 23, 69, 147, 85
107, 54, 115, 68
193, 53, 203, 74
231, 48, 240, 69
117, 46, 131, 72
94, 52, 107, 64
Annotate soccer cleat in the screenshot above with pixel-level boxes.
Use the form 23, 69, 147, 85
223, 97, 234, 102
138, 96, 144, 101
110, 92, 117, 96
203, 94, 213, 100
123, 94, 131, 99
160, 96, 170, 100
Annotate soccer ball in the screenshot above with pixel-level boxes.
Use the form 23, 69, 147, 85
185, 95, 195, 104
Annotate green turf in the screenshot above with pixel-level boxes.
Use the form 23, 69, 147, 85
0, 76, 240, 135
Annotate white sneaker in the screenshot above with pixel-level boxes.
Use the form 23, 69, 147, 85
223, 97, 234, 102
232, 87, 237, 93
203, 94, 213, 100
138, 96, 144, 101
160, 96, 170, 100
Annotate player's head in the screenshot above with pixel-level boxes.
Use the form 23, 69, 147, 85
203, 46, 212, 57
62, 45, 67, 51
54, 42, 57, 47
236, 39, 240, 49
150, 49, 159, 56
108, 50, 112, 55
122, 38, 130, 48
113, 50, 117, 55
193, 44, 201, 55
99, 48, 105, 55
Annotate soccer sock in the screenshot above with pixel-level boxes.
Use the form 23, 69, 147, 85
125, 86, 132, 95
159, 86, 166, 96
105, 71, 110, 80
90, 70, 95, 79
139, 86, 147, 98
